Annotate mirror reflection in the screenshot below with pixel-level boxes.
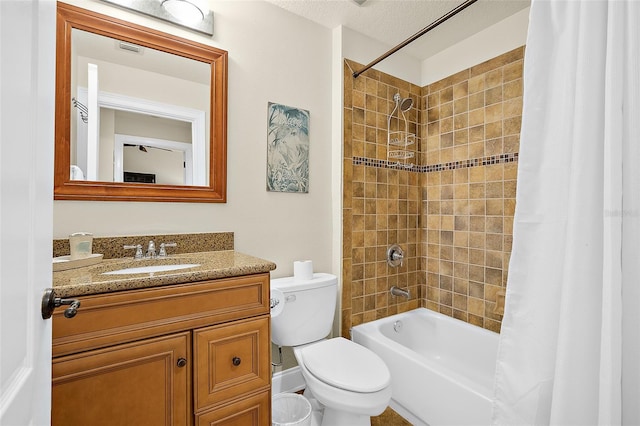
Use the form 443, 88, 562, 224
70, 29, 210, 186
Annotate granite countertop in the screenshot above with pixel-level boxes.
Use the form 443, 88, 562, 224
53, 250, 277, 298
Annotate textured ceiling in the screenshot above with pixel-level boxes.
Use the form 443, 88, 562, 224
264, 0, 530, 61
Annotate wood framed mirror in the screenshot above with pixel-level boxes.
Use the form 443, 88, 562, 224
54, 3, 227, 202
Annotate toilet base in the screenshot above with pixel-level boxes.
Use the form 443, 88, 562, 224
304, 389, 371, 426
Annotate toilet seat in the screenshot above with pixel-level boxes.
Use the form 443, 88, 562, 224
298, 337, 391, 393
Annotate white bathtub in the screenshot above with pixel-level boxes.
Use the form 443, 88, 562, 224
351, 308, 499, 426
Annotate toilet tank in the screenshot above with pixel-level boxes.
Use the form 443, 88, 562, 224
271, 273, 337, 347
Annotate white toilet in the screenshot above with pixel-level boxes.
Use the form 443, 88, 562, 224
271, 273, 392, 426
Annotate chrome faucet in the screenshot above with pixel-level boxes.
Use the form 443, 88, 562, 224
124, 241, 177, 259
146, 240, 156, 258
390, 286, 410, 299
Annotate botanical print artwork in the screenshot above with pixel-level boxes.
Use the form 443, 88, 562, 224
266, 103, 310, 193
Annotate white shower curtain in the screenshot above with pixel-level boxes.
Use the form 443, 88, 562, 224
492, 1, 640, 425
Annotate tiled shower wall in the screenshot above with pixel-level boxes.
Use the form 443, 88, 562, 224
342, 60, 422, 338
421, 47, 523, 333
342, 47, 524, 336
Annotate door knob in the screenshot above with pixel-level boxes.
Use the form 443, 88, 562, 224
41, 288, 81, 319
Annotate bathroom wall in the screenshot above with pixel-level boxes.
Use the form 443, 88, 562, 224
56, 1, 527, 337
342, 47, 523, 334
420, 47, 523, 332
55, 2, 528, 274
54, 0, 334, 277
341, 60, 423, 338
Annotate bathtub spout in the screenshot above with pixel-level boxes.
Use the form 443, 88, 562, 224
390, 286, 410, 299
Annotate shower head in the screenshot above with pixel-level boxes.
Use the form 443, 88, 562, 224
400, 97, 413, 112
393, 93, 413, 112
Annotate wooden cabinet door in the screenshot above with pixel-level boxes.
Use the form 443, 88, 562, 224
194, 316, 270, 412
195, 390, 270, 426
52, 332, 191, 426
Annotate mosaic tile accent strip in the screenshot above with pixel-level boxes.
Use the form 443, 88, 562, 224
353, 153, 518, 174
352, 156, 422, 172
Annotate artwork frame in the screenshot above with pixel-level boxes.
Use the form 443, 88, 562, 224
266, 102, 310, 193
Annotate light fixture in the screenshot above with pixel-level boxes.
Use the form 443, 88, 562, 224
161, 0, 204, 24
100, 0, 213, 36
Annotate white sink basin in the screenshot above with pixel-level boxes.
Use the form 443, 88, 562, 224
103, 263, 200, 275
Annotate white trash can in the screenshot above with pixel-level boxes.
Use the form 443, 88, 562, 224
272, 393, 312, 426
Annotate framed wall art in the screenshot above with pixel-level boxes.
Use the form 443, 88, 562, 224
266, 102, 310, 193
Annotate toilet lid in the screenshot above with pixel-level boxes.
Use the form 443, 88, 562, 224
300, 337, 391, 393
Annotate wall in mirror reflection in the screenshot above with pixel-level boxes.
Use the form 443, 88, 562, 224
70, 28, 210, 186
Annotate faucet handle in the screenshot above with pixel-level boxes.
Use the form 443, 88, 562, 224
386, 244, 404, 267
158, 242, 177, 257
124, 244, 143, 259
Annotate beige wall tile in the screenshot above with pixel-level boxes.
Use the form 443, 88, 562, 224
485, 68, 503, 89
503, 60, 524, 82
468, 75, 485, 94
485, 86, 503, 106
469, 92, 485, 110
469, 108, 485, 127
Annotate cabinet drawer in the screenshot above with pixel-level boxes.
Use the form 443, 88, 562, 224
53, 273, 269, 357
52, 332, 191, 426
194, 316, 271, 412
195, 389, 271, 426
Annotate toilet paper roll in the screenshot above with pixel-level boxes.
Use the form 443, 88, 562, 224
270, 288, 285, 318
293, 260, 313, 281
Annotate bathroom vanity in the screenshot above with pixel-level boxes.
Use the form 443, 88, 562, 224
50, 250, 276, 425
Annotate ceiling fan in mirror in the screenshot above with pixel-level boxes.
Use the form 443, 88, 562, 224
124, 144, 173, 153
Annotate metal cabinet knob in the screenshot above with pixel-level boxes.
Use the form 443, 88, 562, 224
177, 358, 187, 368
232, 357, 241, 366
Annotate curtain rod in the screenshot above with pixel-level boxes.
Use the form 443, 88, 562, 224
352, 0, 479, 78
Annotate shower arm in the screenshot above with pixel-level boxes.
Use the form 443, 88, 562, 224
352, 0, 479, 78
